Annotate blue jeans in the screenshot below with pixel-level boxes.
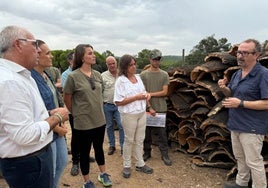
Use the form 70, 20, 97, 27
1, 145, 53, 188
51, 134, 68, 188
104, 103, 124, 148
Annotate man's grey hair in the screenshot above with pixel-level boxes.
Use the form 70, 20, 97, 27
243, 38, 262, 53
0, 25, 27, 54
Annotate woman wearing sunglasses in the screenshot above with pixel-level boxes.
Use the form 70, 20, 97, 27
63, 44, 112, 188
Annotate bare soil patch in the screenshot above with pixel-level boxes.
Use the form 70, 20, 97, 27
0, 124, 229, 188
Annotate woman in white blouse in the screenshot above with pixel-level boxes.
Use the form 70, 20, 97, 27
114, 54, 153, 179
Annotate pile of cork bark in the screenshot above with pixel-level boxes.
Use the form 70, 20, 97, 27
166, 46, 268, 179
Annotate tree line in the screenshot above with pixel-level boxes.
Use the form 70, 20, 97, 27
51, 35, 268, 73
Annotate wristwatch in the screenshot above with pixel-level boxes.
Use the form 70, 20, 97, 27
239, 100, 244, 108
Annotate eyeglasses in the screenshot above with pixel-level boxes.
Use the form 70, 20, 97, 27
18, 38, 39, 49
152, 57, 161, 61
236, 51, 255, 57
88, 76, 96, 90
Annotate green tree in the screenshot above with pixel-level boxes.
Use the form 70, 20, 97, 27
136, 49, 151, 71
51, 49, 74, 72
102, 50, 114, 59
51, 49, 106, 73
93, 51, 106, 73
185, 35, 231, 65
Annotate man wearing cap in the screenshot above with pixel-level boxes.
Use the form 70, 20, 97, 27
140, 49, 172, 166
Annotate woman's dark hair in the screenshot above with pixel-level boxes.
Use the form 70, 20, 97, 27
36, 39, 45, 47
118, 54, 135, 77
72, 44, 93, 71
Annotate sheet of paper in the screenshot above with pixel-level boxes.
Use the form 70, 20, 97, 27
146, 112, 166, 127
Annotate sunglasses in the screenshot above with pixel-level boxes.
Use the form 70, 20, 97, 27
152, 57, 161, 61
18, 38, 39, 49
88, 76, 96, 90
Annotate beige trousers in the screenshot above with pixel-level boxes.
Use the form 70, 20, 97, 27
120, 111, 146, 168
231, 131, 266, 188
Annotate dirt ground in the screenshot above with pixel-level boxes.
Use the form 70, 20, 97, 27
0, 123, 229, 188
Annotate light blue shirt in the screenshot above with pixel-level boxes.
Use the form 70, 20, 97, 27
61, 66, 72, 88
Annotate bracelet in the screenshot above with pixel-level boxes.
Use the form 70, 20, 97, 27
146, 106, 151, 111
53, 113, 63, 125
239, 100, 244, 108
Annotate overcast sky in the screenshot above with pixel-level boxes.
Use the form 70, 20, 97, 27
1, 0, 268, 56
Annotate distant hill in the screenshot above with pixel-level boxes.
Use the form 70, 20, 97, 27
162, 55, 182, 62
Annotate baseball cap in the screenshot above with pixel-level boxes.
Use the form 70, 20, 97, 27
150, 49, 162, 59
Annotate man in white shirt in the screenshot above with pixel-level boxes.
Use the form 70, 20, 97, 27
102, 56, 124, 155
0, 25, 68, 188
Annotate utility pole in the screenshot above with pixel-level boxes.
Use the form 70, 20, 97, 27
182, 49, 185, 66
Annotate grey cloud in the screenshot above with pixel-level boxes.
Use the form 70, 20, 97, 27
1, 0, 268, 56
